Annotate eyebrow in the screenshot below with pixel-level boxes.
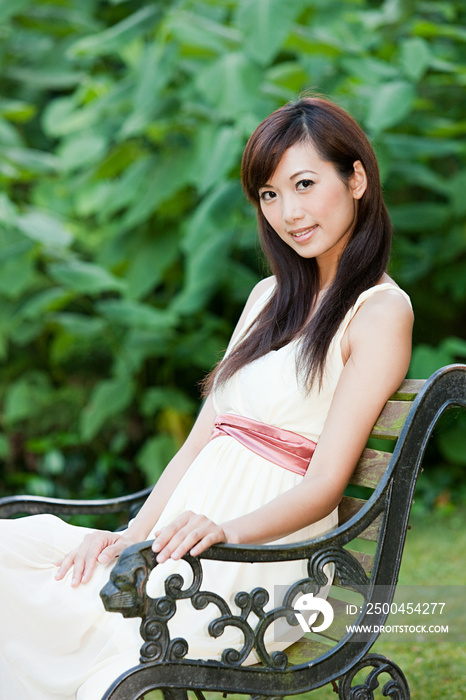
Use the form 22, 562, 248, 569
290, 169, 318, 180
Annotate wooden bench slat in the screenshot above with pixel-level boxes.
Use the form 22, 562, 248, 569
315, 597, 356, 642
370, 400, 412, 439
285, 637, 334, 665
390, 378, 425, 400
339, 497, 383, 541
348, 448, 391, 488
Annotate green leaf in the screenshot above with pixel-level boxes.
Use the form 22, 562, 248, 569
49, 313, 107, 337
42, 450, 66, 476
384, 134, 464, 159
400, 37, 431, 81
18, 288, 71, 320
58, 132, 108, 172
141, 387, 196, 417
42, 96, 98, 139
442, 337, 466, 358
16, 211, 73, 248
341, 56, 399, 84
0, 99, 37, 123
7, 67, 86, 90
3, 373, 53, 425
136, 435, 176, 484
266, 61, 314, 94
0, 116, 23, 147
68, 6, 158, 59
409, 344, 454, 380
80, 378, 134, 441
98, 156, 156, 219
0, 254, 37, 299
173, 182, 245, 313
167, 10, 240, 57
119, 148, 194, 230
182, 181, 243, 253
449, 170, 466, 215
437, 414, 466, 466
96, 299, 177, 330
74, 180, 114, 218
0, 434, 10, 459
389, 203, 450, 231
0, 194, 18, 227
195, 52, 271, 120
125, 233, 179, 300
2, 146, 59, 175
366, 81, 415, 133
48, 260, 126, 295
235, 0, 305, 66
194, 125, 243, 193
0, 0, 32, 23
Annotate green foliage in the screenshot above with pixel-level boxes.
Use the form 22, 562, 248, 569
0, 0, 465, 503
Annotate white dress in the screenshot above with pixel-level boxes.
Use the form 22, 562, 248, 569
0, 283, 411, 699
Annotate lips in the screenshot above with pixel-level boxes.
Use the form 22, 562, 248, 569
289, 224, 318, 242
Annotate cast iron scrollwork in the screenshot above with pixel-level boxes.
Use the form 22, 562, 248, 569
101, 539, 371, 670
338, 653, 410, 699
308, 544, 370, 594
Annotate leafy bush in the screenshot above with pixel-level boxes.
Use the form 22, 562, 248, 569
0, 0, 465, 504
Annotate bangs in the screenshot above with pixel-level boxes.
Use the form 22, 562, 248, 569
241, 110, 310, 204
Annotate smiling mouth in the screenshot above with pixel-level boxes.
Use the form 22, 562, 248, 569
289, 225, 318, 240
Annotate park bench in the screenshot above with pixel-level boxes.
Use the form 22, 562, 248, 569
1, 363, 465, 699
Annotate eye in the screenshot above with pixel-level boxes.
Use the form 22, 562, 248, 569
259, 190, 276, 202
296, 179, 314, 191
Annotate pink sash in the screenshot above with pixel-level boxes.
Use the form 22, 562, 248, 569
210, 413, 316, 476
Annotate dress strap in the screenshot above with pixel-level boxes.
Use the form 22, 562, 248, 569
210, 413, 316, 476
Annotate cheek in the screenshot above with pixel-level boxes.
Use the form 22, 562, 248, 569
261, 206, 281, 233
321, 188, 354, 224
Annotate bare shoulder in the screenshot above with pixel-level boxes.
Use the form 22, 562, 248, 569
248, 275, 276, 304
344, 283, 414, 391
353, 285, 414, 333
239, 275, 276, 319
227, 276, 276, 348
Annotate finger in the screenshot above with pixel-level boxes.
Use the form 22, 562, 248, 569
80, 536, 114, 583
55, 550, 77, 581
153, 531, 184, 562
151, 513, 192, 554
153, 525, 195, 562
71, 553, 87, 587
157, 520, 215, 562
189, 531, 224, 557
169, 527, 209, 560
98, 539, 126, 565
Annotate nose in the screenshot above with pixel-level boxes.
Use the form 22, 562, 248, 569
282, 194, 305, 224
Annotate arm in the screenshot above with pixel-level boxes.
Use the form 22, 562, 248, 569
111, 276, 276, 544
55, 277, 275, 585
152, 289, 413, 560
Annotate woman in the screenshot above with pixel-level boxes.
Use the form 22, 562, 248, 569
0, 97, 413, 699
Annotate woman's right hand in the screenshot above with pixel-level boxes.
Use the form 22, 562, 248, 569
54, 530, 138, 587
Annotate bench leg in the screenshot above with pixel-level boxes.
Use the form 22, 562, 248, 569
338, 652, 410, 699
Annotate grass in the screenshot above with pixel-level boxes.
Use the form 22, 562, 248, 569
144, 507, 466, 699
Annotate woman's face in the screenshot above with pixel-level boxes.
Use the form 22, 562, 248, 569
258, 140, 367, 276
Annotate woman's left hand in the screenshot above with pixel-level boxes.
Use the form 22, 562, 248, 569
151, 511, 228, 562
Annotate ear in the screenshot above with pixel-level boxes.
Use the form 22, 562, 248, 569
350, 160, 367, 200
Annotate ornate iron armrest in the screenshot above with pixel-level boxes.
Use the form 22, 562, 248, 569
99, 496, 381, 670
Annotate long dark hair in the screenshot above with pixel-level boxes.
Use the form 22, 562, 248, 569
203, 97, 391, 394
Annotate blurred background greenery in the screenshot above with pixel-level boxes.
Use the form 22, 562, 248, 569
0, 0, 465, 507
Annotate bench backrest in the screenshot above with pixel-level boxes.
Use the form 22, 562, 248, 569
287, 378, 426, 659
